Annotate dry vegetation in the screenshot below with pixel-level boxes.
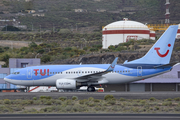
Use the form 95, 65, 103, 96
0, 95, 180, 114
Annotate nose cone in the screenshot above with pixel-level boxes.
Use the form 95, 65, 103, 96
4, 77, 11, 83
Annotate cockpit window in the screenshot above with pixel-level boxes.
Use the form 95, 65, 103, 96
13, 72, 20, 75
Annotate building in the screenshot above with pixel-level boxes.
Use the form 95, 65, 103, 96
103, 64, 180, 92
26, 10, 36, 14
0, 58, 40, 90
32, 13, 45, 17
74, 9, 87, 13
102, 18, 156, 49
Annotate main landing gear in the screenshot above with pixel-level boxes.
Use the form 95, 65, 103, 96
87, 86, 95, 92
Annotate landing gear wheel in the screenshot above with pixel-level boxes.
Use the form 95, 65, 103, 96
87, 86, 95, 92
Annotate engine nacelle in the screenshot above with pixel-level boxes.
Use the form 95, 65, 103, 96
56, 79, 77, 89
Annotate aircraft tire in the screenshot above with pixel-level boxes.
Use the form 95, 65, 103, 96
87, 86, 95, 92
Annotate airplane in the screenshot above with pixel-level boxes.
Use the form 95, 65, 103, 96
4, 25, 179, 92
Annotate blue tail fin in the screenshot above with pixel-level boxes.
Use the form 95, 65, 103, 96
125, 25, 178, 64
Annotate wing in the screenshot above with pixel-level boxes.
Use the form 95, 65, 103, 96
76, 57, 118, 80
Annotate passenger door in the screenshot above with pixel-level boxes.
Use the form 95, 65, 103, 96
27, 69, 32, 79
137, 66, 142, 77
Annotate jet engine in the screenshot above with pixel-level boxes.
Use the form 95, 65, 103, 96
56, 79, 77, 89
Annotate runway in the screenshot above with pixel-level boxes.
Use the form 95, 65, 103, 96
0, 114, 180, 120
0, 92, 180, 100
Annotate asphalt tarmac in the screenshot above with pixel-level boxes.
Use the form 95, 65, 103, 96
0, 92, 180, 100
0, 114, 180, 120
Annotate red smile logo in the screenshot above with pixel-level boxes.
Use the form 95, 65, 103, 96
154, 44, 171, 57
111, 66, 115, 69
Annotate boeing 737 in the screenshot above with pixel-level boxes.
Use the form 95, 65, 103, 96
4, 25, 179, 92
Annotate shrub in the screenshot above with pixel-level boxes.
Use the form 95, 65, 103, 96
174, 107, 180, 111
59, 97, 67, 101
174, 97, 180, 101
88, 97, 94, 101
41, 55, 51, 63
119, 97, 126, 101
154, 106, 160, 110
12, 105, 23, 111
4, 99, 10, 104
107, 100, 116, 105
88, 102, 95, 107
140, 100, 146, 104
46, 96, 52, 100
45, 101, 52, 105
65, 99, 74, 105
149, 97, 156, 101
40, 96, 47, 100
54, 100, 62, 105
65, 105, 72, 112
79, 100, 85, 104
166, 98, 172, 101
162, 102, 172, 106
93, 99, 100, 102
33, 100, 41, 105
104, 95, 115, 100
72, 96, 78, 100
33, 97, 37, 100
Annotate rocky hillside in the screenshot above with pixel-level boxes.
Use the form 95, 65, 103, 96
47, 51, 180, 65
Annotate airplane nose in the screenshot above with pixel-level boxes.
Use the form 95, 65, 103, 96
4, 77, 11, 83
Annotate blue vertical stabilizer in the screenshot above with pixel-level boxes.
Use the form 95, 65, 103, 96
125, 25, 178, 64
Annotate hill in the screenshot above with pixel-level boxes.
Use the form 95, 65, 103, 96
0, 0, 180, 31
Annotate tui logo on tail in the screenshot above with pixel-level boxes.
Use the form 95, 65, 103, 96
154, 44, 171, 57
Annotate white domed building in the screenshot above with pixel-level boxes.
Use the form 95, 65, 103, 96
102, 18, 155, 49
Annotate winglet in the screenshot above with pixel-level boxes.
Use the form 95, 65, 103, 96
106, 57, 118, 72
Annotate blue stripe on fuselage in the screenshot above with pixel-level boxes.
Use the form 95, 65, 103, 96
6, 64, 172, 80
